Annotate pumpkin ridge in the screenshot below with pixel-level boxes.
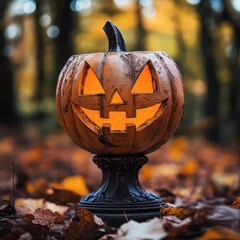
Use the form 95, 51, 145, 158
72, 111, 93, 153
153, 52, 176, 140
155, 52, 182, 142
65, 56, 81, 109
62, 56, 84, 135
57, 56, 76, 132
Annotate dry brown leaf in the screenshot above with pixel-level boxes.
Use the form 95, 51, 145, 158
197, 226, 240, 240
15, 198, 68, 215
32, 208, 63, 227
229, 196, 240, 209
0, 219, 13, 238
45, 187, 81, 205
63, 206, 110, 240
18, 232, 33, 240
201, 205, 240, 232
163, 216, 192, 237
0, 201, 16, 218
160, 206, 196, 220
21, 220, 49, 239
157, 188, 176, 204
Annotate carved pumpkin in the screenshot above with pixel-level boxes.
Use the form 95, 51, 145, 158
56, 21, 184, 155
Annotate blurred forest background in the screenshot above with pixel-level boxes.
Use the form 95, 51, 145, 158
0, 0, 240, 146
0, 1, 240, 233
0, 2, 240, 238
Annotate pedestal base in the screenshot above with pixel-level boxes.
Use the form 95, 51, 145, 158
78, 155, 166, 227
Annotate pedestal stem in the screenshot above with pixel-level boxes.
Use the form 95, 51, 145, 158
78, 155, 165, 226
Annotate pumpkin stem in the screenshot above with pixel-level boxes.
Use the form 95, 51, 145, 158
103, 21, 128, 52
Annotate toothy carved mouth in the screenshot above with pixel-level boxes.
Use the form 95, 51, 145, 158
72, 103, 164, 133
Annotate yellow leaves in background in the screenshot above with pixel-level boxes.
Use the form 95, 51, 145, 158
0, 138, 15, 156
212, 172, 239, 188
168, 136, 189, 161
179, 158, 199, 175
197, 227, 240, 240
51, 175, 89, 197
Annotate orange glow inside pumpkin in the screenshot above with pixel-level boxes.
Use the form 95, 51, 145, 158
80, 103, 161, 131
131, 64, 155, 94
83, 68, 105, 95
77, 63, 162, 132
110, 90, 124, 104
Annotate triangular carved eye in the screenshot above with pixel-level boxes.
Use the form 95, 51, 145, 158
83, 67, 105, 95
131, 63, 155, 94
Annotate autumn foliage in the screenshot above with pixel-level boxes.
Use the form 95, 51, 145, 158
0, 132, 239, 239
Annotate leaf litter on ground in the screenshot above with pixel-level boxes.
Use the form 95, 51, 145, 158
0, 133, 239, 239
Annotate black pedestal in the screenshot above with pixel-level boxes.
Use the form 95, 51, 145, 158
78, 155, 165, 227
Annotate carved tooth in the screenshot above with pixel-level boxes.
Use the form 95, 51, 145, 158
102, 123, 111, 136
126, 123, 136, 136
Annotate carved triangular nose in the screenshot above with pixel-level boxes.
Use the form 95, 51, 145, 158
110, 90, 124, 104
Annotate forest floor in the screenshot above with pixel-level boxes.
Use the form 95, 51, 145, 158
0, 127, 239, 239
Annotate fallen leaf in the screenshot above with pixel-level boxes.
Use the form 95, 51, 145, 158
197, 226, 240, 240
212, 172, 239, 188
157, 188, 176, 204
0, 138, 14, 155
160, 206, 196, 220
25, 178, 48, 194
0, 219, 13, 238
200, 205, 240, 232
168, 136, 189, 161
44, 201, 68, 215
163, 216, 192, 237
229, 196, 240, 209
18, 232, 33, 240
32, 208, 63, 227
63, 206, 110, 240
51, 175, 89, 196
0, 201, 16, 217
179, 158, 199, 175
15, 198, 68, 215
45, 187, 81, 205
101, 218, 167, 240
20, 221, 49, 240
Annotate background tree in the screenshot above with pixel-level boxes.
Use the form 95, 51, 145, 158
197, 0, 221, 142
195, 0, 240, 142
0, 0, 18, 124
52, 0, 76, 95
135, 0, 147, 51
221, 0, 240, 141
34, 0, 45, 101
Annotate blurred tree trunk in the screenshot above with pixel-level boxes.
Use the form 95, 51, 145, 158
198, 1, 221, 141
135, 0, 146, 50
52, 0, 75, 95
173, 0, 187, 73
222, 0, 240, 139
98, 0, 120, 16
34, 0, 45, 101
0, 1, 18, 124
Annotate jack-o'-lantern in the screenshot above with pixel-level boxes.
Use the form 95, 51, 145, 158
56, 21, 184, 155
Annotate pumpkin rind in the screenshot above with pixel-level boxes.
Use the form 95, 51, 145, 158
56, 51, 183, 155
